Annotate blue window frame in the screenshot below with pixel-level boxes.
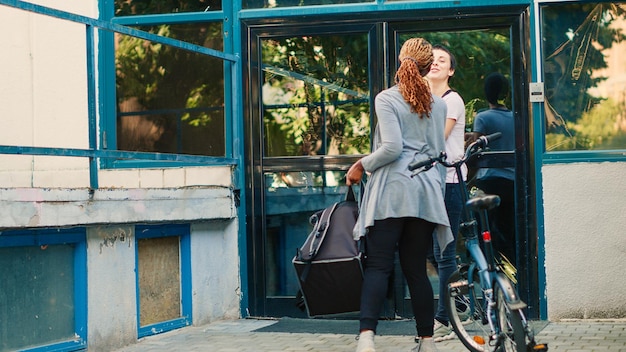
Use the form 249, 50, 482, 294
98, 0, 239, 169
135, 224, 192, 337
0, 228, 87, 352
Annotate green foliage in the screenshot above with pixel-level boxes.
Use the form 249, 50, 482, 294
116, 23, 224, 109
261, 34, 370, 156
546, 98, 626, 151
115, 19, 225, 154
464, 97, 486, 131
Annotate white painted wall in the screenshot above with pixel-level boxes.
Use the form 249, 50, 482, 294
25, 0, 97, 17
542, 162, 626, 319
191, 221, 241, 326
0, 4, 93, 187
87, 226, 137, 351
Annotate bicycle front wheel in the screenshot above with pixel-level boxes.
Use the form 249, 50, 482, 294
493, 280, 527, 352
445, 267, 490, 352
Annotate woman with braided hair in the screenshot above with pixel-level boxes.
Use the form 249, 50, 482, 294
346, 37, 452, 352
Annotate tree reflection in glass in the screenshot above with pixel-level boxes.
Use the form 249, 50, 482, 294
261, 34, 370, 157
115, 23, 225, 156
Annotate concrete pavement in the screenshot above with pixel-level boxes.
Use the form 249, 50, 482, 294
111, 318, 626, 352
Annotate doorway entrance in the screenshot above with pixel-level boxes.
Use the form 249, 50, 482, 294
243, 6, 537, 319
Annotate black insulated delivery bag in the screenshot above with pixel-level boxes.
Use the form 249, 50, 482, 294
292, 186, 364, 317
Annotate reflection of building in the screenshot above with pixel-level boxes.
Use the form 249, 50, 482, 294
0, 1, 625, 351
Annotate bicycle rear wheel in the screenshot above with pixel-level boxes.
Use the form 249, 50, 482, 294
445, 267, 490, 352
493, 280, 526, 352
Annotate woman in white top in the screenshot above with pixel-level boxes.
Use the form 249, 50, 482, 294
425, 44, 467, 342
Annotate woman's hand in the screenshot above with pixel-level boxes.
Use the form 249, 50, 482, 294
346, 159, 365, 185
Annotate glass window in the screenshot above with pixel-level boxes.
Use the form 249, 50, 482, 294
542, 2, 626, 151
115, 0, 222, 16
0, 230, 86, 351
243, 0, 366, 9
115, 23, 225, 156
0, 245, 75, 350
261, 34, 370, 157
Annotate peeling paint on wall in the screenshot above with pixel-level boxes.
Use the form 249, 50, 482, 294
96, 226, 132, 254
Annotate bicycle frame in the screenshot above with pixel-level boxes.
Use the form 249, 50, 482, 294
454, 151, 526, 310
410, 133, 546, 352
454, 160, 503, 332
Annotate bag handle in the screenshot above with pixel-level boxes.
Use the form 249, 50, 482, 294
346, 184, 356, 202
345, 177, 366, 205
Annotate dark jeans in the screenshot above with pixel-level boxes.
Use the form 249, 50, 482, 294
429, 183, 463, 326
475, 177, 516, 263
359, 217, 435, 337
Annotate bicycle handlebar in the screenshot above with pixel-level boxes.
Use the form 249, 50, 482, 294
475, 132, 502, 150
407, 153, 441, 171
408, 132, 502, 172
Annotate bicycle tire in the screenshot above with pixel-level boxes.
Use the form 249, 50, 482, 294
493, 280, 527, 352
445, 267, 490, 352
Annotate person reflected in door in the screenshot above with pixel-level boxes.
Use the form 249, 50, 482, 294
346, 37, 453, 352
465, 72, 516, 264
424, 44, 467, 343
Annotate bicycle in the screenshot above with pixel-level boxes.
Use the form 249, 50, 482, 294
409, 132, 547, 352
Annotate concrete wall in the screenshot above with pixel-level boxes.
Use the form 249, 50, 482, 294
190, 221, 241, 326
87, 222, 240, 351
542, 162, 626, 319
87, 226, 137, 351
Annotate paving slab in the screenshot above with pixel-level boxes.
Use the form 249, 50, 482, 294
112, 318, 626, 352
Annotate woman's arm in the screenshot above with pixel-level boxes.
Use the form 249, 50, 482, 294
360, 92, 403, 172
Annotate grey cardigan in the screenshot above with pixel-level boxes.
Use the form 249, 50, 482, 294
353, 85, 453, 256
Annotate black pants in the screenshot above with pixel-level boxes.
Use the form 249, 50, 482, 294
359, 217, 435, 337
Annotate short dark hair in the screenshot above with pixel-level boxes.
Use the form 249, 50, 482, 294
432, 44, 456, 71
484, 72, 509, 105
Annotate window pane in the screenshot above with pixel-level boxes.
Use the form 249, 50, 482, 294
115, 0, 222, 16
542, 2, 626, 151
115, 25, 225, 156
261, 34, 370, 157
0, 245, 75, 350
138, 236, 181, 326
243, 0, 367, 9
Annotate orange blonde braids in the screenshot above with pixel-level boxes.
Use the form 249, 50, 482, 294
396, 38, 434, 116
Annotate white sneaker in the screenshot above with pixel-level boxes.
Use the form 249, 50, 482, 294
411, 337, 438, 352
414, 320, 455, 343
432, 320, 455, 342
356, 330, 375, 352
